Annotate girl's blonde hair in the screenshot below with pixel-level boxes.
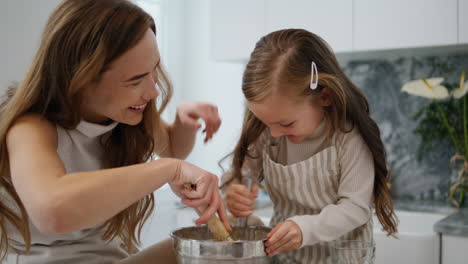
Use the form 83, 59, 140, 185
0, 0, 172, 259
222, 29, 397, 236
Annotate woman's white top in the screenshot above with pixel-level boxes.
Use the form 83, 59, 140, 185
5, 120, 129, 264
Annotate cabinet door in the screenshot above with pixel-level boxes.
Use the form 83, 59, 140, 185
460, 0, 468, 44
442, 235, 468, 264
354, 0, 458, 51
265, 0, 352, 53
210, 0, 265, 61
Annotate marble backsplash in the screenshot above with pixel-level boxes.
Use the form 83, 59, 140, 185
341, 52, 468, 202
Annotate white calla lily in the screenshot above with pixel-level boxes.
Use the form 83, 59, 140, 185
401, 77, 450, 99
452, 72, 468, 99
400, 72, 468, 208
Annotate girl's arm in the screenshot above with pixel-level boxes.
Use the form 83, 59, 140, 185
287, 128, 374, 247
222, 130, 267, 217
160, 102, 221, 159
6, 114, 226, 235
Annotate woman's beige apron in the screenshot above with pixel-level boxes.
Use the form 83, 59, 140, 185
263, 136, 374, 263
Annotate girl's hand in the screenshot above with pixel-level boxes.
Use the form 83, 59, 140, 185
169, 160, 231, 231
265, 220, 303, 257
176, 101, 221, 142
226, 183, 258, 217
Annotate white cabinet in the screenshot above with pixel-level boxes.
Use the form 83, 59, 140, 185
460, 0, 468, 44
210, 0, 266, 61
353, 0, 458, 51
264, 0, 352, 53
210, 0, 465, 61
441, 235, 468, 264
210, 0, 352, 61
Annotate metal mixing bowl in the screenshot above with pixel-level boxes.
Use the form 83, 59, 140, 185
171, 225, 273, 263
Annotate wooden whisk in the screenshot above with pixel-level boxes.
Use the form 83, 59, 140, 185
183, 183, 235, 241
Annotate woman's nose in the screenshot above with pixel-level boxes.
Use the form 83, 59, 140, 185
142, 80, 159, 101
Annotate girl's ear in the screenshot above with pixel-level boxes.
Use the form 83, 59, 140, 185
319, 87, 332, 107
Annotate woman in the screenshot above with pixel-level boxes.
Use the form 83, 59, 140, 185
0, 0, 230, 263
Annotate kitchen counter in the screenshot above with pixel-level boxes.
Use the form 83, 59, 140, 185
144, 187, 468, 251
379, 199, 468, 237
434, 209, 468, 236
392, 199, 457, 214
253, 196, 468, 237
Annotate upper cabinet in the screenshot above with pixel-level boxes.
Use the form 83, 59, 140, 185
460, 0, 468, 44
353, 0, 458, 51
211, 0, 467, 61
210, 0, 265, 61
265, 0, 352, 53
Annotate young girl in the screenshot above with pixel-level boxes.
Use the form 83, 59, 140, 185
222, 29, 398, 263
0, 1, 230, 263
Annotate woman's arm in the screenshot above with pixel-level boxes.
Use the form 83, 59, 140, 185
160, 102, 221, 159
6, 114, 228, 235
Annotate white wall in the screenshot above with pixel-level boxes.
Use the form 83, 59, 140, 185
0, 0, 62, 95
161, 0, 186, 118
181, 0, 246, 176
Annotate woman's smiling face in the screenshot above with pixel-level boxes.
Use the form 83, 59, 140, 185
82, 29, 161, 125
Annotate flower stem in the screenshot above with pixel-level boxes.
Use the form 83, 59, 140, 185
464, 95, 468, 160
434, 100, 461, 154
459, 188, 465, 206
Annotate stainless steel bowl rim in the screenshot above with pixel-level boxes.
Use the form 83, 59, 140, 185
170, 225, 269, 243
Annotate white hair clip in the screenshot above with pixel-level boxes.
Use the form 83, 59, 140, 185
310, 61, 318, 90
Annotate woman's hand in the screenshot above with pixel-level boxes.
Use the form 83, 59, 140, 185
176, 101, 221, 142
225, 183, 258, 217
169, 160, 231, 231
265, 220, 303, 257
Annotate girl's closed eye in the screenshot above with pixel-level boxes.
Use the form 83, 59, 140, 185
280, 122, 295, 128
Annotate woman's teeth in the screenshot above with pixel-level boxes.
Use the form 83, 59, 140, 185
130, 104, 146, 109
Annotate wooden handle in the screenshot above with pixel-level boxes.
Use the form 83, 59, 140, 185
197, 204, 235, 241
183, 184, 235, 241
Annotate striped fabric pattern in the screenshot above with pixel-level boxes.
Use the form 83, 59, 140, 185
263, 137, 374, 263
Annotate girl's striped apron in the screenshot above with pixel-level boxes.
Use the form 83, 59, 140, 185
263, 137, 374, 264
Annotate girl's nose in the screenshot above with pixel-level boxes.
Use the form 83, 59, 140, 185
270, 127, 283, 138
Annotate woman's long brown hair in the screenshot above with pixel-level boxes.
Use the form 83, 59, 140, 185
222, 29, 397, 236
0, 0, 172, 259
